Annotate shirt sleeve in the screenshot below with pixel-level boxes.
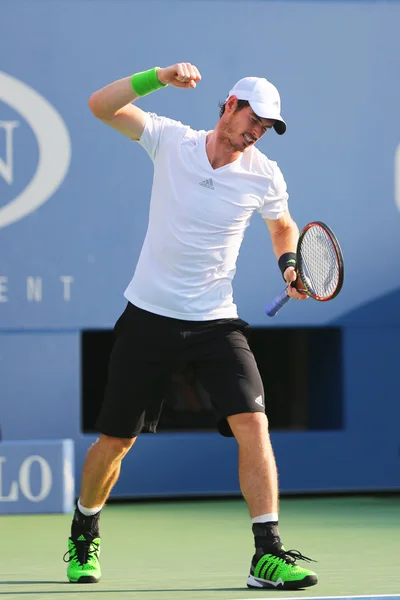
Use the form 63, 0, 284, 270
138, 112, 189, 162
257, 162, 289, 220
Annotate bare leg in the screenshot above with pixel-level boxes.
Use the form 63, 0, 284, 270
79, 434, 136, 508
227, 413, 278, 518
228, 413, 318, 589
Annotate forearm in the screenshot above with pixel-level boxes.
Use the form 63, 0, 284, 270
87, 63, 201, 141
88, 63, 200, 127
270, 218, 299, 260
88, 76, 141, 120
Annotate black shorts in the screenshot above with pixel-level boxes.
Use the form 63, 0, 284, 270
95, 302, 265, 439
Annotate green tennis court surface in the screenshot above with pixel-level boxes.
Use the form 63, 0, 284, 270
1, 495, 399, 600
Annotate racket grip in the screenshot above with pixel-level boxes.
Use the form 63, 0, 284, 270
265, 288, 290, 317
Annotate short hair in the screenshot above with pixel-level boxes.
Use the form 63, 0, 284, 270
218, 99, 250, 119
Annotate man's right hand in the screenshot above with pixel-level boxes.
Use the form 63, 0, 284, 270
157, 63, 202, 88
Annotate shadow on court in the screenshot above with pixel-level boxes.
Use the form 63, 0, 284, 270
0, 583, 253, 594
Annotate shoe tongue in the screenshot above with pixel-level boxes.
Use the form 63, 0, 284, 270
267, 538, 283, 554
255, 537, 283, 558
77, 535, 86, 541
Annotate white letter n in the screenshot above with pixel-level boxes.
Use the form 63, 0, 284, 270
0, 121, 20, 185
27, 277, 42, 302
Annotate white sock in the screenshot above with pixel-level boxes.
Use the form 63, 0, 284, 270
77, 498, 103, 517
251, 513, 279, 524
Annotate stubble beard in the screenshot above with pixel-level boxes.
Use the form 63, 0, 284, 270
220, 120, 244, 153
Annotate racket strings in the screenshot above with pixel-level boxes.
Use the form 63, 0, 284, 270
299, 227, 339, 298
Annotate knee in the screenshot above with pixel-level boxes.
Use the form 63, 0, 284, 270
228, 412, 269, 443
97, 434, 136, 459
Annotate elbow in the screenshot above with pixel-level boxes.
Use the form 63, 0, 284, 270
88, 92, 108, 119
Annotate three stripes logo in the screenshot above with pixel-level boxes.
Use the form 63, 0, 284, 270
199, 178, 214, 190
254, 396, 264, 407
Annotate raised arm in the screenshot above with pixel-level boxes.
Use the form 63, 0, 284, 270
88, 63, 202, 141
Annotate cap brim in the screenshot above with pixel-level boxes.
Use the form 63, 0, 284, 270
249, 100, 287, 135
273, 120, 286, 135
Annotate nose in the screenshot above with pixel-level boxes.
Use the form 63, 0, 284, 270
252, 124, 263, 139
257, 123, 266, 137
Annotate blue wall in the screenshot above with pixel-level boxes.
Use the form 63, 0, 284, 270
1, 0, 400, 497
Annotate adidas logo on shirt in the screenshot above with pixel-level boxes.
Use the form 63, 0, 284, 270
199, 178, 214, 190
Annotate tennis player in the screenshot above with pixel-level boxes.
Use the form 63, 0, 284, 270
64, 62, 317, 590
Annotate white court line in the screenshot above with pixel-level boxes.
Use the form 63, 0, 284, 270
235, 595, 400, 600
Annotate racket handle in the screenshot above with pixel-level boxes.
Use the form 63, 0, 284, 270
265, 288, 290, 317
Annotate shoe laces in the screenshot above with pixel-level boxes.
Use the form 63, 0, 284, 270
63, 537, 99, 565
277, 548, 316, 565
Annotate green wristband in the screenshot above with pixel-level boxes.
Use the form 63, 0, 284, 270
131, 67, 167, 97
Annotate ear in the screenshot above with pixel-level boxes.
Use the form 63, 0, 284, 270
225, 95, 238, 114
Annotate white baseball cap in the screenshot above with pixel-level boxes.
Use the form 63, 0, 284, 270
227, 77, 287, 135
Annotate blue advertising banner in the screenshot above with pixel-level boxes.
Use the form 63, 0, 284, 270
0, 439, 74, 514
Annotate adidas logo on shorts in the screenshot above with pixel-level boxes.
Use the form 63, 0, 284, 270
254, 396, 264, 407
199, 178, 214, 190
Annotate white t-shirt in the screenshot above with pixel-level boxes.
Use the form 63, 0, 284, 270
124, 112, 289, 321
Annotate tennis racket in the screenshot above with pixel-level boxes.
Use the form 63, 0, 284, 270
265, 221, 344, 317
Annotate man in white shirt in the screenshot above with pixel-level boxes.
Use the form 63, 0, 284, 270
65, 62, 317, 590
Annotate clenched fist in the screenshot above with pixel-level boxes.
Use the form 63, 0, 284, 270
284, 267, 308, 301
157, 63, 202, 89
